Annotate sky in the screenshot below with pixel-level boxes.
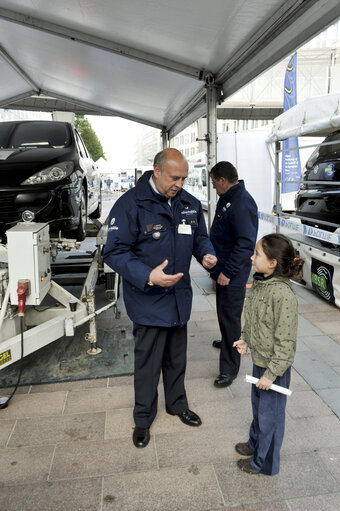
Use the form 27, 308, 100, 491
87, 115, 146, 169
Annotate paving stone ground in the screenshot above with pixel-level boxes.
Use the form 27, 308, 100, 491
1, 252, 340, 510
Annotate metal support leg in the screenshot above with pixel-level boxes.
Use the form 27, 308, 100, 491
84, 290, 102, 355
205, 74, 219, 231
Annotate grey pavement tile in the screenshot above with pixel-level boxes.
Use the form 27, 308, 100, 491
318, 447, 340, 483
187, 330, 221, 345
297, 316, 324, 337
102, 464, 223, 511
8, 411, 106, 447
290, 369, 310, 391
185, 377, 234, 403
316, 388, 340, 419
0, 445, 54, 485
297, 335, 340, 367
105, 407, 134, 440
156, 425, 248, 469
185, 360, 219, 380
333, 365, 340, 375
0, 477, 102, 511
189, 311, 217, 322
63, 385, 134, 414
194, 397, 252, 429
315, 321, 340, 336
0, 385, 30, 396
221, 503, 289, 511
287, 493, 340, 511
214, 452, 338, 507
29, 377, 108, 393
294, 285, 327, 304
0, 419, 15, 447
187, 342, 220, 361
192, 295, 215, 311
329, 334, 340, 347
286, 390, 334, 419
293, 352, 340, 390
295, 337, 310, 352
301, 311, 340, 323
0, 391, 67, 420
109, 374, 134, 386
285, 415, 340, 451
298, 302, 337, 313
192, 276, 215, 293
50, 437, 157, 479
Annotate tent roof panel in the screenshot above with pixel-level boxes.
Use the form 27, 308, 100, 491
0, 1, 340, 133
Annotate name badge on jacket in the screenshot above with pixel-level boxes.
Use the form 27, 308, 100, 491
178, 221, 192, 235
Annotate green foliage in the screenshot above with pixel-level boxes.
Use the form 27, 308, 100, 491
74, 114, 105, 162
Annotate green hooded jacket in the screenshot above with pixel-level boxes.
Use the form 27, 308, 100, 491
241, 274, 298, 382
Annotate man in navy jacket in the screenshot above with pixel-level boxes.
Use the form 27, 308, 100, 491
209, 161, 258, 388
103, 148, 216, 448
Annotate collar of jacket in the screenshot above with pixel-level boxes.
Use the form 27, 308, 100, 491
253, 273, 293, 289
254, 272, 274, 281
218, 179, 245, 204
135, 170, 191, 208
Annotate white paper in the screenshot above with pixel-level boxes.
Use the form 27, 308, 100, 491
245, 374, 292, 396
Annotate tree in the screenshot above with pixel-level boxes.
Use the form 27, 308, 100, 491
74, 114, 105, 162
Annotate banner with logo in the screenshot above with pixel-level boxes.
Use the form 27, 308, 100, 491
282, 53, 301, 194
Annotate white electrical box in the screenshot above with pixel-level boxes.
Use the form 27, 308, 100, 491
7, 223, 51, 305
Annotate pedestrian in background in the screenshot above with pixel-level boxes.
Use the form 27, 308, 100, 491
234, 233, 304, 475
103, 148, 217, 448
209, 161, 258, 388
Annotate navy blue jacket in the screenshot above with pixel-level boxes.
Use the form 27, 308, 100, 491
103, 171, 215, 327
210, 180, 258, 286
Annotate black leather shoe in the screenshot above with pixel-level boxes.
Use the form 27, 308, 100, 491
212, 340, 222, 349
167, 408, 202, 427
132, 427, 150, 448
214, 374, 235, 388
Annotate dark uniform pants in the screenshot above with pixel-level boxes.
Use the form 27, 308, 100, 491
247, 364, 291, 475
216, 284, 246, 377
132, 323, 189, 428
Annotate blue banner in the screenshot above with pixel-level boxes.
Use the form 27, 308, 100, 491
282, 53, 301, 193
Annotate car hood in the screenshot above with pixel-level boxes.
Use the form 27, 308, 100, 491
0, 147, 75, 187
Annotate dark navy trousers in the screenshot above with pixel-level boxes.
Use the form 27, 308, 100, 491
247, 364, 291, 475
132, 323, 189, 428
216, 284, 246, 376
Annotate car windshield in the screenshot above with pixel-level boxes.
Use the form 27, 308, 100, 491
0, 122, 71, 149
319, 131, 340, 159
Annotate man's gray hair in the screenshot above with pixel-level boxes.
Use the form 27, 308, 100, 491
153, 150, 167, 171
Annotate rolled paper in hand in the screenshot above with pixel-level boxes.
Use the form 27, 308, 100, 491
245, 374, 292, 396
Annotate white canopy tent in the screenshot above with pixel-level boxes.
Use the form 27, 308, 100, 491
267, 93, 340, 141
1, 1, 340, 224
1, 0, 340, 137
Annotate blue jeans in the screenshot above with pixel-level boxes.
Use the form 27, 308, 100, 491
247, 364, 291, 475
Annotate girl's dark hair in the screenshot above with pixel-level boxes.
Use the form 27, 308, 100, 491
261, 233, 304, 280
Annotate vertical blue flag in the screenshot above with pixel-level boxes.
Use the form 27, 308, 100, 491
282, 53, 301, 193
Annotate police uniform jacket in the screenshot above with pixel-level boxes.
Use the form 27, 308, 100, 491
209, 180, 258, 286
241, 274, 298, 382
103, 171, 215, 327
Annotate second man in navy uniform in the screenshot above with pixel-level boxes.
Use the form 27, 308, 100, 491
209, 161, 258, 388
103, 148, 217, 448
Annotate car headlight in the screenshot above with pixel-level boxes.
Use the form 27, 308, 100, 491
21, 161, 74, 185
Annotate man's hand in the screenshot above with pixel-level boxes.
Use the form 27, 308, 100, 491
256, 375, 273, 391
233, 339, 249, 355
149, 259, 183, 287
202, 254, 217, 269
217, 272, 230, 286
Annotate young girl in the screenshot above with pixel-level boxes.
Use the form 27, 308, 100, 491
233, 233, 304, 476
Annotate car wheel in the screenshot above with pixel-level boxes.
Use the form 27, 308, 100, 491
67, 187, 87, 241
89, 190, 102, 219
